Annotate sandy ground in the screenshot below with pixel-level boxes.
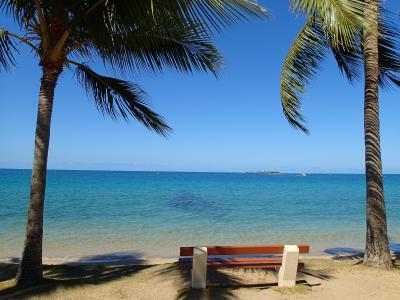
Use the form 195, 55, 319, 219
1, 257, 399, 299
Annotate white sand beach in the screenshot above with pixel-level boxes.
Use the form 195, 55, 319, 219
1, 256, 399, 299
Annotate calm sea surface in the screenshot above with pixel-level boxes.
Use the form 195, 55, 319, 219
1, 169, 400, 259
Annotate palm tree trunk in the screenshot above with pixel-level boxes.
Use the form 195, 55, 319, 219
15, 64, 62, 286
362, 0, 392, 268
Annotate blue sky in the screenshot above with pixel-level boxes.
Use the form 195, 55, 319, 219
1, 1, 400, 173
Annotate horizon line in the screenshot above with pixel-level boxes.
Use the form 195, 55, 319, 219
1, 167, 400, 175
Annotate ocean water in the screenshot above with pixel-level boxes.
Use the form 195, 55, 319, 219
1, 169, 400, 260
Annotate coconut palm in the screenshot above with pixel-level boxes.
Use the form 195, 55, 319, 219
0, 0, 267, 286
281, 0, 400, 267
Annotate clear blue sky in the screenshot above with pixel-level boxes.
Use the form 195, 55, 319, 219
1, 1, 400, 173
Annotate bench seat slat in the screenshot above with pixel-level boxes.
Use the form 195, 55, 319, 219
180, 244, 310, 256
179, 257, 283, 264
178, 259, 304, 270
179, 257, 304, 270
179, 264, 283, 270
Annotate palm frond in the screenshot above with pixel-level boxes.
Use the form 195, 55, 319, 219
85, 21, 224, 75
68, 0, 269, 36
280, 18, 329, 134
159, 0, 269, 32
0, 28, 18, 71
0, 0, 36, 26
329, 34, 362, 83
74, 63, 171, 136
282, 5, 400, 134
326, 8, 400, 88
290, 0, 369, 49
377, 10, 400, 89
48, 0, 268, 62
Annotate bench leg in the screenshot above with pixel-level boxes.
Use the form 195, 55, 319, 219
192, 246, 208, 289
278, 245, 299, 287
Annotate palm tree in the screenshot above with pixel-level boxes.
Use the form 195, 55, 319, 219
280, 0, 400, 267
0, 0, 267, 286
361, 0, 395, 268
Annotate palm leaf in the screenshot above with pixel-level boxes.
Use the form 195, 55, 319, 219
281, 7, 400, 134
0, 28, 17, 71
1, 1, 268, 135
67, 0, 269, 35
290, 0, 370, 49
157, 0, 269, 32
377, 11, 400, 89
280, 18, 328, 134
0, 1, 36, 26
85, 21, 224, 75
328, 34, 362, 83
74, 63, 171, 136
326, 8, 400, 88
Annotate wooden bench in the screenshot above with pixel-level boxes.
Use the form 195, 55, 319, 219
179, 244, 310, 289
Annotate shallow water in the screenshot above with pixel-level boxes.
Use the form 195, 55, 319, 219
1, 169, 399, 260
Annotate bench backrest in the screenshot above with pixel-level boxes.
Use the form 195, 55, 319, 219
180, 244, 310, 256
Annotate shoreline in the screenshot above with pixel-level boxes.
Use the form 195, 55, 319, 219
2, 240, 398, 265
0, 240, 379, 260
0, 253, 355, 266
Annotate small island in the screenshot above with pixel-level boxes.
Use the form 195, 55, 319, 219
246, 170, 286, 174
246, 171, 307, 176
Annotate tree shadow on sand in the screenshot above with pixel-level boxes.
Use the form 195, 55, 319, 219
156, 261, 333, 300
1, 254, 339, 299
324, 244, 400, 268
0, 252, 150, 299
324, 247, 364, 263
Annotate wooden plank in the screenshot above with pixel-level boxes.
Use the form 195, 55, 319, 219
179, 257, 283, 264
180, 244, 310, 256
207, 245, 285, 255
180, 247, 194, 256
179, 261, 305, 270
299, 244, 310, 254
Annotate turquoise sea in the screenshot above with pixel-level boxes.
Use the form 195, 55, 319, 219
1, 169, 400, 260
